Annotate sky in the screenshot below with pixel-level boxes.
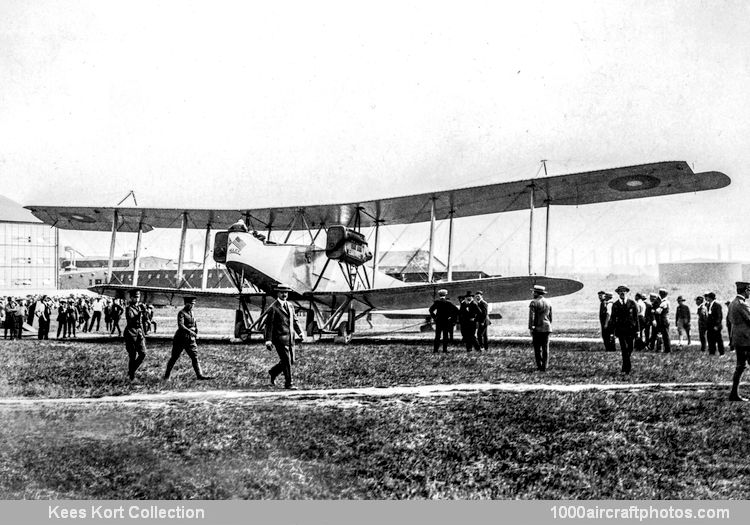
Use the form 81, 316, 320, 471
1, 0, 748, 275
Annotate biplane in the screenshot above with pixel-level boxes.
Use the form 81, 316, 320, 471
27, 161, 730, 341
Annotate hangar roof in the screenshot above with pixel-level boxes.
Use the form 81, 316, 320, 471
0, 195, 41, 224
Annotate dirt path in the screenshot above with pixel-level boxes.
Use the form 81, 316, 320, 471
0, 381, 730, 407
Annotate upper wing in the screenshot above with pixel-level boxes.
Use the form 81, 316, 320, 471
307, 275, 583, 311
26, 161, 729, 231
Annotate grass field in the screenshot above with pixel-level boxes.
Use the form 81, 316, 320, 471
1, 334, 748, 499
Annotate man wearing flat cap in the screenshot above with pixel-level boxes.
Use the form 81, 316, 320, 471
704, 291, 725, 356
164, 296, 211, 381
429, 289, 458, 353
727, 282, 750, 401
124, 290, 147, 381
609, 285, 639, 374
458, 291, 481, 352
529, 285, 552, 371
265, 284, 304, 389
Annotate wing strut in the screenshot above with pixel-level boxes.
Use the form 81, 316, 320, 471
447, 207, 455, 281
371, 219, 382, 287
542, 160, 551, 276
107, 210, 118, 284
133, 217, 144, 286
427, 197, 437, 282
528, 183, 535, 275
176, 212, 188, 287
201, 222, 212, 290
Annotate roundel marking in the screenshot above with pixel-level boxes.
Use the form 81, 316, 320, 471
608, 174, 661, 192
60, 212, 97, 223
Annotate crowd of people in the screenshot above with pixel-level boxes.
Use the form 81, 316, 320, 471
1, 294, 157, 340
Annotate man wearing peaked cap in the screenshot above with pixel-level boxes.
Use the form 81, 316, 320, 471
704, 291, 725, 356
727, 282, 750, 401
164, 296, 211, 381
124, 290, 147, 381
429, 289, 458, 353
610, 285, 639, 374
529, 284, 552, 371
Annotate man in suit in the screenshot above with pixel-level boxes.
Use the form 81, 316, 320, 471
124, 290, 147, 381
265, 284, 304, 389
474, 291, 491, 351
429, 289, 458, 353
609, 285, 639, 374
695, 296, 708, 352
529, 284, 553, 371
727, 282, 750, 401
36, 296, 51, 340
458, 292, 481, 352
705, 291, 725, 356
164, 297, 211, 381
653, 288, 671, 353
598, 291, 615, 352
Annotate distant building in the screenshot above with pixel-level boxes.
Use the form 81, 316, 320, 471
0, 195, 58, 293
379, 250, 491, 282
659, 259, 744, 284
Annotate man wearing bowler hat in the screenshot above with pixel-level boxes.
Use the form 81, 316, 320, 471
265, 284, 304, 389
429, 289, 458, 353
727, 281, 750, 401
705, 291, 725, 356
529, 284, 552, 371
458, 291, 481, 352
164, 296, 211, 381
609, 285, 639, 374
124, 290, 147, 381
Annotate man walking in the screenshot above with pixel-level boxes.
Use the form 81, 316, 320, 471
265, 284, 304, 389
609, 285, 639, 374
429, 289, 458, 353
124, 291, 147, 381
529, 284, 553, 371
727, 282, 750, 401
164, 297, 211, 381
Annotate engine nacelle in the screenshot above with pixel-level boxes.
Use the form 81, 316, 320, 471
325, 225, 373, 266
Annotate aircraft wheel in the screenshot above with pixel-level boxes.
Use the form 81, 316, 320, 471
334, 322, 353, 344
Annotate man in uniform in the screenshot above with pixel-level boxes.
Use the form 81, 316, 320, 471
695, 295, 708, 352
529, 285, 552, 371
474, 291, 491, 351
265, 284, 304, 389
705, 291, 725, 356
124, 290, 147, 381
458, 291, 481, 352
164, 297, 211, 380
727, 282, 750, 401
598, 291, 615, 352
609, 285, 639, 374
428, 289, 458, 353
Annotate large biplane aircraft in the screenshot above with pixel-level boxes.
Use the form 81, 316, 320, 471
27, 161, 729, 341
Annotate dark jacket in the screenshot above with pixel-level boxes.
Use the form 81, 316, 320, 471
429, 299, 458, 325
264, 301, 302, 347
458, 301, 481, 327
706, 301, 723, 332
610, 298, 639, 337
